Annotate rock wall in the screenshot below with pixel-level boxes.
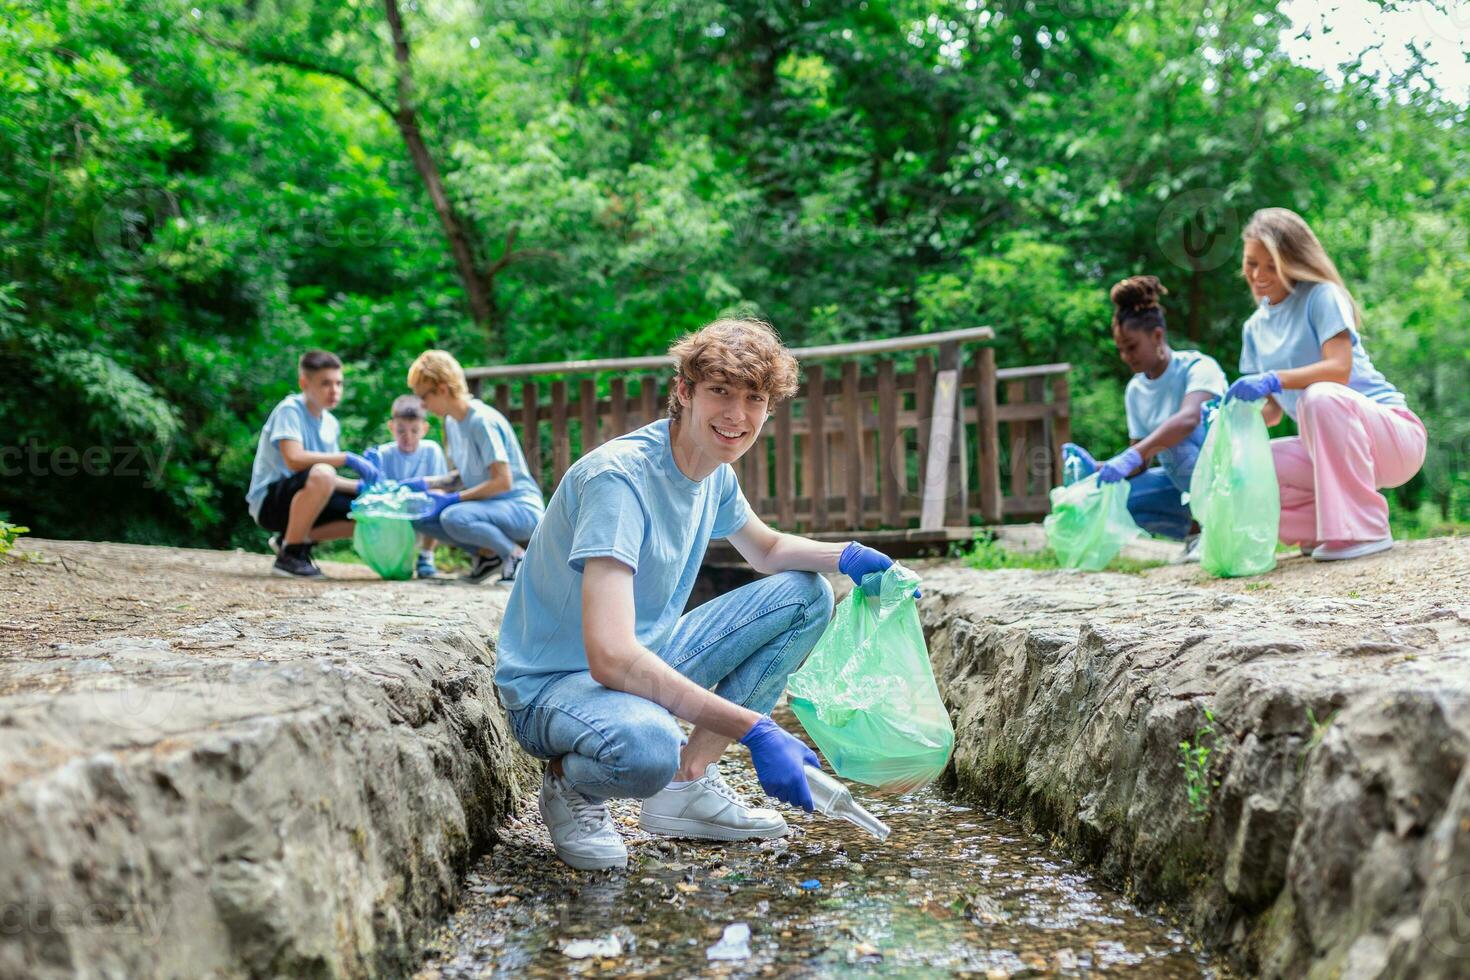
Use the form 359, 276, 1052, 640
0, 578, 537, 979
919, 539, 1470, 979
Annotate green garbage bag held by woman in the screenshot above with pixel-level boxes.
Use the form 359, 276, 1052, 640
350, 482, 434, 580
1043, 473, 1144, 571
1188, 398, 1280, 577
787, 564, 953, 795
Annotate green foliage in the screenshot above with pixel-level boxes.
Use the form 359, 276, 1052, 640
962, 534, 1163, 574
0, 0, 1465, 547
0, 521, 29, 558
1178, 706, 1220, 821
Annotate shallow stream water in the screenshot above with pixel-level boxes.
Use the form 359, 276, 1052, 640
416, 712, 1222, 979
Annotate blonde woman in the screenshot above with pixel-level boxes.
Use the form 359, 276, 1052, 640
1227, 208, 1427, 560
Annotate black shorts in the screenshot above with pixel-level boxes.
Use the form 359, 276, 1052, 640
255, 469, 354, 533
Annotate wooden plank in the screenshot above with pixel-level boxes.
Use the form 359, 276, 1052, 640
1051, 373, 1071, 491
996, 403, 1058, 422
806, 365, 827, 531
640, 374, 659, 429
775, 398, 794, 529
1027, 376, 1049, 493
915, 354, 933, 501
842, 362, 864, 528
551, 380, 570, 482
609, 377, 628, 437
579, 378, 599, 456
921, 350, 960, 530
878, 360, 900, 527
468, 376, 483, 398
976, 346, 1002, 523
1007, 379, 1028, 499
521, 380, 541, 485
494, 383, 511, 419
995, 362, 1072, 381
951, 344, 970, 527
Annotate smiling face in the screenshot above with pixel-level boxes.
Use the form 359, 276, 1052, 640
300, 367, 343, 413
1112, 324, 1167, 378
1242, 238, 1291, 304
676, 376, 770, 466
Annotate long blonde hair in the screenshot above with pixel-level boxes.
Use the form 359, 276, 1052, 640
1241, 208, 1361, 328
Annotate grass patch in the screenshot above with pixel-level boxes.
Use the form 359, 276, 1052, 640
960, 534, 1165, 575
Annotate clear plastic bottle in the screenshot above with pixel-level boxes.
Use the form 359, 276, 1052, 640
804, 766, 891, 840
1062, 449, 1085, 486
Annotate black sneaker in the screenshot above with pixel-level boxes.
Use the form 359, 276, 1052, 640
463, 553, 503, 583
497, 555, 522, 586
272, 549, 323, 578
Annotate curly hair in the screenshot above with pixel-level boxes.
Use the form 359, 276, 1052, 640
1109, 275, 1168, 334
666, 318, 800, 421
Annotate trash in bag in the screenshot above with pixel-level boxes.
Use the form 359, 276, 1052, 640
1188, 398, 1280, 577
788, 563, 953, 795
1043, 473, 1144, 571
350, 481, 434, 580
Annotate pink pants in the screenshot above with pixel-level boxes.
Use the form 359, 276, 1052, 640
1272, 382, 1426, 546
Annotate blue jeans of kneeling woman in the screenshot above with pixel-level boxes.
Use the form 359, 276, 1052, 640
507, 570, 834, 803
1077, 435, 1199, 541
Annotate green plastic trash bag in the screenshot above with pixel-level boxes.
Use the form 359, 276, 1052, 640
1188, 398, 1280, 577
1043, 473, 1144, 571
350, 482, 433, 581
788, 564, 953, 795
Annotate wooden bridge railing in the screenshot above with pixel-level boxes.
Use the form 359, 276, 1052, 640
465, 328, 1070, 530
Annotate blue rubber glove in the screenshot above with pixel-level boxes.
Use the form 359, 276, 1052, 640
343, 451, 381, 487
740, 716, 820, 812
1226, 372, 1282, 403
838, 541, 893, 588
425, 490, 460, 518
400, 477, 431, 492
1098, 447, 1142, 485
364, 445, 382, 468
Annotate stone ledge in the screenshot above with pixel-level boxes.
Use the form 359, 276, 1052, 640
917, 538, 1470, 980
0, 543, 537, 979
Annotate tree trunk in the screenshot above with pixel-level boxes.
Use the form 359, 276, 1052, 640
382, 0, 495, 332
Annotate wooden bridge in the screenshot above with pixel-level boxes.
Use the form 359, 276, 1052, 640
466, 328, 1070, 554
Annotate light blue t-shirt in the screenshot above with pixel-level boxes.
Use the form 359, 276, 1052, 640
245, 394, 340, 520
375, 440, 447, 482
494, 419, 751, 711
1240, 282, 1405, 421
443, 399, 545, 513
1124, 349, 1228, 439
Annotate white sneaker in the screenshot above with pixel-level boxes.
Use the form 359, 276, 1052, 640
538, 769, 628, 870
1312, 536, 1394, 562
638, 763, 789, 841
1171, 534, 1202, 565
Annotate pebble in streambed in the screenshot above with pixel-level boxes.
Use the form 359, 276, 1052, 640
413, 757, 1222, 979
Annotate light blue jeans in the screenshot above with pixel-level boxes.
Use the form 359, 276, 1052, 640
1075, 440, 1198, 541
414, 497, 542, 561
506, 570, 835, 802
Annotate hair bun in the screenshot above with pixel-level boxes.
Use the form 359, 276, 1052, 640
1110, 275, 1167, 312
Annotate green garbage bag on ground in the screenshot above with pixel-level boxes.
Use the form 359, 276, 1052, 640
1043, 473, 1144, 571
350, 482, 433, 581
788, 564, 953, 795
1188, 398, 1280, 577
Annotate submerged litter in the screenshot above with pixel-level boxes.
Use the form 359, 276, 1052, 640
799, 879, 821, 890
561, 933, 623, 959
806, 766, 891, 840
706, 922, 751, 961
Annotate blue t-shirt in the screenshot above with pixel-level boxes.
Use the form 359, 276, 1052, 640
443, 399, 545, 513
494, 419, 751, 711
1240, 282, 1405, 421
375, 440, 448, 482
1124, 349, 1228, 439
245, 394, 340, 519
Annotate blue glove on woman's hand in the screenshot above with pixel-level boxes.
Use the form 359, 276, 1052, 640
740, 716, 820, 812
1098, 447, 1142, 485
425, 490, 460, 518
1226, 372, 1282, 403
343, 451, 381, 487
400, 477, 431, 492
1061, 442, 1098, 475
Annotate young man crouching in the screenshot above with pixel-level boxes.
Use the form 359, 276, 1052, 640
495, 319, 900, 870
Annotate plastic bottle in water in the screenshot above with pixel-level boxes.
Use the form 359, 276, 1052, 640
803, 766, 891, 840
